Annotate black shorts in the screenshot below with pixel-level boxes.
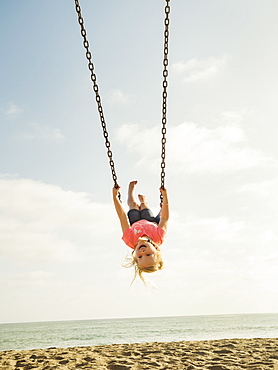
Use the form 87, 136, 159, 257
128, 208, 160, 226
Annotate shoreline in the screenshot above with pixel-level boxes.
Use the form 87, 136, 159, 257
1, 338, 278, 369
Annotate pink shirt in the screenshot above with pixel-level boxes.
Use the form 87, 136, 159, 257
122, 219, 166, 249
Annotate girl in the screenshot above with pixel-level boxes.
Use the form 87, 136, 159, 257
113, 180, 169, 282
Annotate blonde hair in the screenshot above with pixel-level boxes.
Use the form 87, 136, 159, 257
123, 237, 164, 284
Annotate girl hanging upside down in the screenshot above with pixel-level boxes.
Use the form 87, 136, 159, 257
113, 180, 169, 283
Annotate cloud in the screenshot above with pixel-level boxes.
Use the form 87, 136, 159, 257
237, 178, 278, 198
4, 102, 23, 119
167, 122, 268, 173
172, 54, 230, 82
260, 229, 278, 243
1, 176, 277, 322
8, 271, 53, 287
108, 89, 129, 104
19, 122, 65, 142
3, 103, 64, 141
182, 217, 245, 243
0, 177, 116, 265
221, 111, 245, 124
169, 214, 245, 247
115, 119, 272, 174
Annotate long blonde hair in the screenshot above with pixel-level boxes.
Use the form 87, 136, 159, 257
123, 237, 164, 284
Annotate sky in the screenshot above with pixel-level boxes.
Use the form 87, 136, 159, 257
1, 0, 278, 324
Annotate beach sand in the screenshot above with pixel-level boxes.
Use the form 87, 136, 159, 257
1, 338, 278, 369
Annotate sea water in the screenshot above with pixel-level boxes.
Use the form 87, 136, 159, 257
1, 313, 278, 351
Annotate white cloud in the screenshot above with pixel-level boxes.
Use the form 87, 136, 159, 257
4, 102, 23, 119
0, 177, 116, 265
116, 120, 272, 174
172, 54, 230, 82
221, 111, 245, 125
169, 215, 245, 246
116, 122, 158, 151
238, 179, 277, 197
10, 271, 53, 287
108, 89, 129, 104
19, 122, 65, 142
167, 122, 267, 173
1, 176, 277, 322
184, 217, 245, 243
260, 229, 278, 243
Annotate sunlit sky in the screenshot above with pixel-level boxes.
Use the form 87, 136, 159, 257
1, 0, 278, 323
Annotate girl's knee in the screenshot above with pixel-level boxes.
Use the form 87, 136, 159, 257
139, 202, 149, 211
128, 201, 139, 210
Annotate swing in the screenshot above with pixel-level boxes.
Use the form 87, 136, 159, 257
74, 0, 170, 203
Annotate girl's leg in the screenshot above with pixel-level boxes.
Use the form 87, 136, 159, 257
127, 181, 139, 210
138, 194, 150, 211
139, 194, 161, 224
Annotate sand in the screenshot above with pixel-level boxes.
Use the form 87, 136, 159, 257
1, 338, 278, 369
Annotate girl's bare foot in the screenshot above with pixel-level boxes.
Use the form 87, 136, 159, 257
138, 194, 146, 204
128, 180, 138, 191
138, 194, 149, 210
128, 181, 139, 209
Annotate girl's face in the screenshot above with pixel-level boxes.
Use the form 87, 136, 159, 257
134, 240, 159, 268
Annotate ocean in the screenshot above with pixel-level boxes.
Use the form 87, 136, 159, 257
1, 313, 278, 351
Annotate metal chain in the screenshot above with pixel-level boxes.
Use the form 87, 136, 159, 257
74, 0, 169, 203
160, 0, 170, 204
73, 0, 121, 199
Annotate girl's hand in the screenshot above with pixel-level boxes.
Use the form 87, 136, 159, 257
159, 187, 169, 230
159, 187, 168, 208
113, 185, 121, 197
160, 187, 167, 196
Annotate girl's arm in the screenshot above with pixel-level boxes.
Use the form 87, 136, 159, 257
158, 187, 169, 232
112, 186, 130, 233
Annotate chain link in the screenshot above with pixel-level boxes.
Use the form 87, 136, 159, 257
74, 0, 121, 199
160, 0, 170, 204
